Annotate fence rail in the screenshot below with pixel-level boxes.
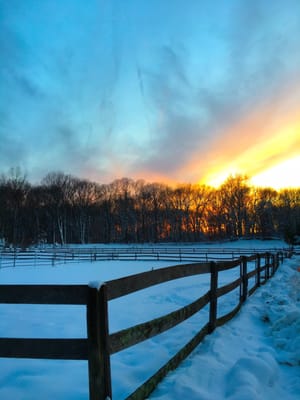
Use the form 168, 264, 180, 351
0, 250, 290, 399
0, 245, 291, 268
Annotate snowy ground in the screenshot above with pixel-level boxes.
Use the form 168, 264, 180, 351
0, 240, 299, 399
150, 251, 300, 400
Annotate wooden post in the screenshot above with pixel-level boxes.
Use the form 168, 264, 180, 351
239, 259, 243, 300
265, 253, 270, 281
241, 256, 248, 302
87, 284, 112, 400
256, 254, 261, 287
208, 261, 218, 333
271, 254, 275, 276
276, 252, 280, 271
280, 251, 283, 263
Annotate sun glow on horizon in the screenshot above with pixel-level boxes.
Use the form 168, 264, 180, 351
200, 155, 300, 189
250, 155, 300, 189
202, 167, 242, 188
194, 104, 300, 190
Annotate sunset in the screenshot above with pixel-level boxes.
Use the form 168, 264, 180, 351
1, 0, 300, 189
251, 156, 300, 189
1, 3, 300, 399
198, 110, 300, 189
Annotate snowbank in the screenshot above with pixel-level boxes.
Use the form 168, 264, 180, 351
150, 254, 300, 400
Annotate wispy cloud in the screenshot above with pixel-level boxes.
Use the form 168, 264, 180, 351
129, 0, 300, 182
0, 0, 299, 184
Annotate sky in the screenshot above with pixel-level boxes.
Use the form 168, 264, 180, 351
1, 0, 300, 188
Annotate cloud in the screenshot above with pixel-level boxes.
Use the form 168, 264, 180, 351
129, 43, 238, 180
0, 0, 299, 184
128, 0, 300, 182
131, 46, 203, 174
0, 0, 124, 182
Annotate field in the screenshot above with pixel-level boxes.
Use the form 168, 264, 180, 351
0, 240, 299, 400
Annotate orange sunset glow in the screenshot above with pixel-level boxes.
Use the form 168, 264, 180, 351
184, 92, 300, 190
2, 0, 300, 193
251, 155, 300, 189
202, 155, 300, 190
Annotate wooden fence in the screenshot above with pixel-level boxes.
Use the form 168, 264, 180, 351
0, 250, 290, 399
0, 245, 291, 268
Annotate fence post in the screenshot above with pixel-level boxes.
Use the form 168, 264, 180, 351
275, 253, 279, 273
87, 284, 112, 400
208, 261, 218, 333
241, 256, 248, 302
271, 254, 275, 276
276, 252, 280, 270
265, 253, 270, 281
256, 254, 261, 288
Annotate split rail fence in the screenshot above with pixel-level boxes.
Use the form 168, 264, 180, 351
0, 250, 290, 399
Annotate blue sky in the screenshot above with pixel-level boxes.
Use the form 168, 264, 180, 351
1, 0, 300, 185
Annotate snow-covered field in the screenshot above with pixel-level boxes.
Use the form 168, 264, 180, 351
0, 240, 299, 400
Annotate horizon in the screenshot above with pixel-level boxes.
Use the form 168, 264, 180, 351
1, 165, 300, 191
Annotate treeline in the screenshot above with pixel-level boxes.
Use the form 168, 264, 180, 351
0, 169, 299, 247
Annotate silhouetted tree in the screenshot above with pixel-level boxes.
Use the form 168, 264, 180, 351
0, 169, 299, 247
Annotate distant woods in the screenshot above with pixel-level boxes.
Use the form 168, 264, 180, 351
0, 169, 299, 247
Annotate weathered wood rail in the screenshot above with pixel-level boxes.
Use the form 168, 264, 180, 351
0, 250, 290, 399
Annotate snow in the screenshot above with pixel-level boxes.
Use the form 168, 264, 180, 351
0, 240, 299, 399
150, 254, 300, 400
88, 281, 105, 290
